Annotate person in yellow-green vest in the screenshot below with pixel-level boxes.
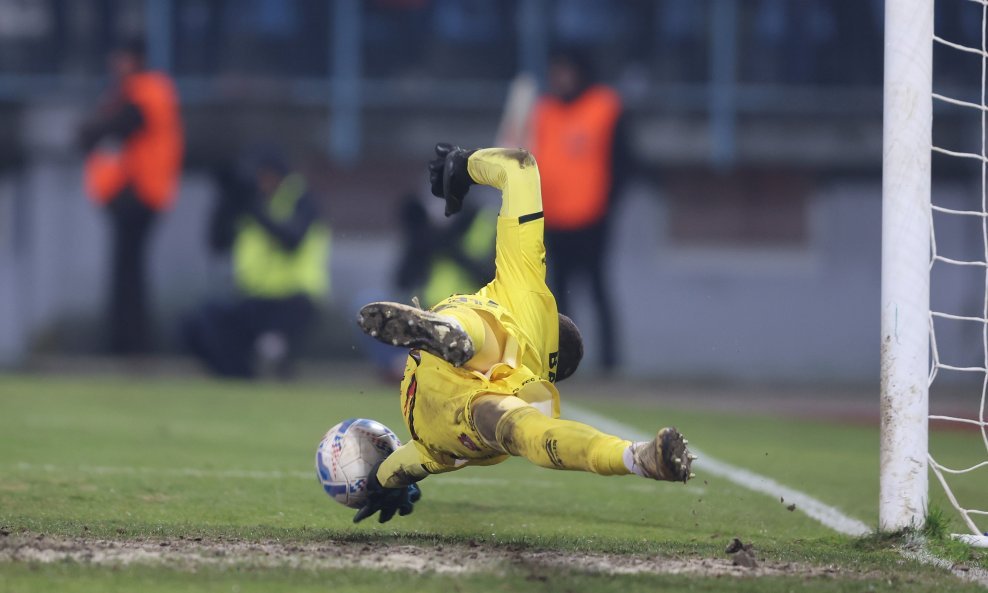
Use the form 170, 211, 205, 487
394, 193, 495, 308
184, 150, 329, 378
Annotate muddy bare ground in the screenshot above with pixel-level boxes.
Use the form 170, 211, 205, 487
0, 533, 856, 579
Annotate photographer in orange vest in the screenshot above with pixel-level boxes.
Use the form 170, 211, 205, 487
79, 38, 183, 355
530, 48, 630, 372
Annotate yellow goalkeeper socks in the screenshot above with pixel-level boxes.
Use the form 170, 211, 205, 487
493, 404, 631, 476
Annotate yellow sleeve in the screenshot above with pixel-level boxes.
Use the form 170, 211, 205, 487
488, 215, 550, 298
467, 148, 550, 297
375, 439, 459, 488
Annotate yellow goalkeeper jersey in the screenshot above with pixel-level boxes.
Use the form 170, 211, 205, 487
397, 213, 561, 464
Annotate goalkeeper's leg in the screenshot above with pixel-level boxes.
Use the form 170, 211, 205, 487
357, 301, 504, 372
472, 395, 695, 482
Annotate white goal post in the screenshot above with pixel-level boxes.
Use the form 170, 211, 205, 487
881, 0, 932, 535
881, 0, 988, 547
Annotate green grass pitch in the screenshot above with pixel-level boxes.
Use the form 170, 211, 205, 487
0, 374, 985, 592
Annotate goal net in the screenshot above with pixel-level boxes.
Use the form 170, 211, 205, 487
882, 0, 988, 547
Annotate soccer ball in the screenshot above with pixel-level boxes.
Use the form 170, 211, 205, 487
315, 418, 401, 509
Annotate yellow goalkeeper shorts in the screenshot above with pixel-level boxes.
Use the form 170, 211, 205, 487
398, 348, 560, 468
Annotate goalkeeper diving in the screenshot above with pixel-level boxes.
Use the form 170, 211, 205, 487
353, 144, 695, 523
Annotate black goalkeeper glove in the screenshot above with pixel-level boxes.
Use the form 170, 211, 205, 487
428, 143, 475, 217
352, 461, 423, 524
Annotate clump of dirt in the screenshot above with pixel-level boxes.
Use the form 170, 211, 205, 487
732, 550, 758, 569
0, 532, 851, 579
725, 538, 745, 554
725, 537, 758, 569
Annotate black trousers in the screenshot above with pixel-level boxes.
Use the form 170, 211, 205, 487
106, 188, 157, 355
545, 222, 618, 370
183, 295, 316, 378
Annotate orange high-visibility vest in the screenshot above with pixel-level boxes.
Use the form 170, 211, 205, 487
85, 71, 183, 211
531, 85, 621, 231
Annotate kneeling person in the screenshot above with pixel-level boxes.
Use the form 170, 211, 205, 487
185, 153, 329, 378
354, 145, 694, 523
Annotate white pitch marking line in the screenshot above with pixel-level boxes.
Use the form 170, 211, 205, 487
11, 408, 868, 537
11, 462, 673, 491
902, 543, 988, 588
13, 462, 314, 481
570, 407, 987, 586
565, 403, 872, 537
8, 462, 513, 488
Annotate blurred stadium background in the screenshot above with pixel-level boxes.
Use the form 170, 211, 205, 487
0, 0, 981, 384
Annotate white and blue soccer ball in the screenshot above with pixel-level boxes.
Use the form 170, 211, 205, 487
315, 418, 401, 509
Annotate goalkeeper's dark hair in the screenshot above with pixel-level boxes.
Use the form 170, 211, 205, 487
556, 314, 583, 382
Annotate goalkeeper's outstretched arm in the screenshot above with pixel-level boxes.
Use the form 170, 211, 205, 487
430, 144, 550, 297
467, 148, 550, 296
353, 440, 449, 524
375, 439, 457, 488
